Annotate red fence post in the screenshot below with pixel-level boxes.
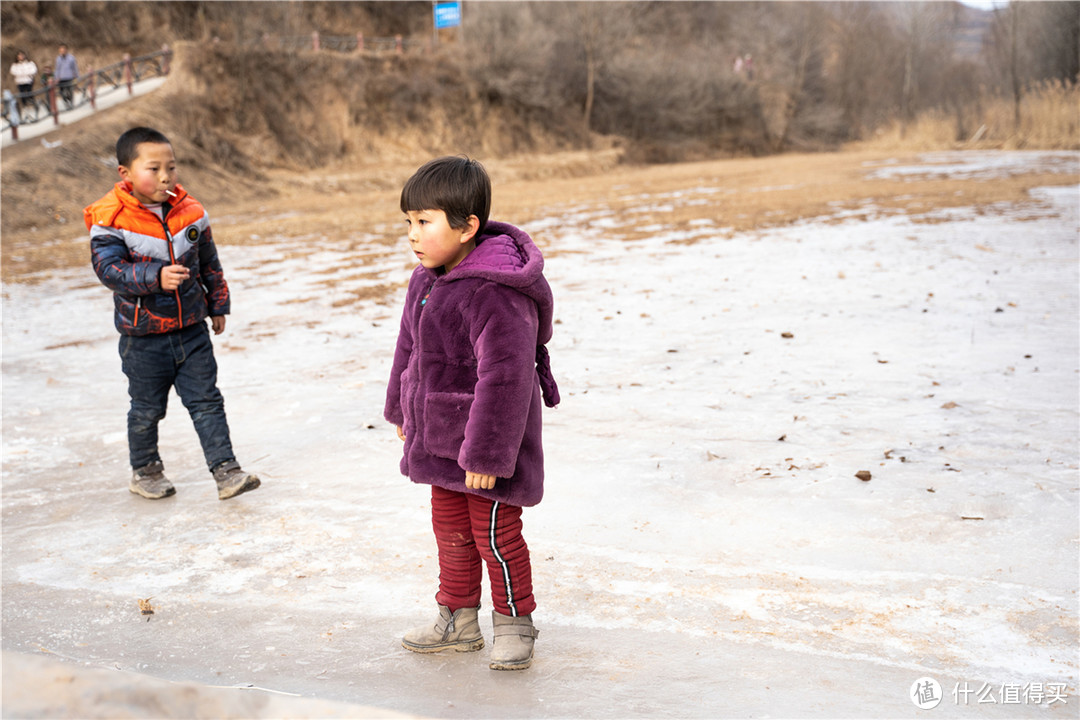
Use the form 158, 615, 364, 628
356, 32, 364, 53
312, 31, 320, 51
395, 34, 403, 55
88, 67, 96, 109
48, 77, 59, 125
161, 44, 171, 75
124, 53, 133, 94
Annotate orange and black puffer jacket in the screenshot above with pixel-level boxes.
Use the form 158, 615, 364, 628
85, 182, 230, 336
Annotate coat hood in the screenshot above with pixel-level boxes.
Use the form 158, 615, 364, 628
441, 221, 555, 346
412, 220, 559, 409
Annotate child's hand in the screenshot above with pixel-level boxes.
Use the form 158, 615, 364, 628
395, 426, 406, 442
210, 316, 226, 335
465, 472, 497, 490
160, 264, 190, 291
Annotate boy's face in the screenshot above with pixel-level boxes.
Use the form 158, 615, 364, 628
119, 141, 177, 206
405, 209, 477, 273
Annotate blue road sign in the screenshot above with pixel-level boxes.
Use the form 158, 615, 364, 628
434, 1, 461, 29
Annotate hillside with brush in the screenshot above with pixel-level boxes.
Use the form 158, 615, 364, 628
0, 38, 582, 240
2, 1, 1077, 249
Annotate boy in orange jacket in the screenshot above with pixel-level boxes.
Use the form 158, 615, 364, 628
85, 126, 259, 501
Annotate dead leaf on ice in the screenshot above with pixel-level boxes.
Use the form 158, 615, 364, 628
138, 597, 155, 618
941, 401, 959, 409
855, 470, 872, 481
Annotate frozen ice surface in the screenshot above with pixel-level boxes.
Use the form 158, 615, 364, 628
3, 152, 1078, 717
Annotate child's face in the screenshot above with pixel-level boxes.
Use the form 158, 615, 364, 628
405, 209, 476, 273
119, 141, 177, 206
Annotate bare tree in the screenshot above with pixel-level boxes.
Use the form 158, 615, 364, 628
983, 2, 1080, 133
464, 3, 561, 112
498, 1, 635, 142
829, 3, 905, 140
1028, 1, 1080, 82
733, 2, 837, 151
893, 3, 958, 137
984, 2, 1029, 132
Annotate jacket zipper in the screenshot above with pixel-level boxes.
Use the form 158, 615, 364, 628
156, 211, 183, 323
420, 281, 435, 309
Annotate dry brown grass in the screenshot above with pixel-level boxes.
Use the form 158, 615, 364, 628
186, 148, 1080, 278
853, 81, 1080, 152
496, 152, 1074, 236
4, 147, 1076, 283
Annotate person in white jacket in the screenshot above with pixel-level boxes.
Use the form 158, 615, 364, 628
9, 50, 37, 109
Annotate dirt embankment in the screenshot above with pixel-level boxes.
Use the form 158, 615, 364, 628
0, 40, 588, 271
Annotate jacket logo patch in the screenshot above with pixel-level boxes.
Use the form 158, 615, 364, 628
186, 227, 199, 242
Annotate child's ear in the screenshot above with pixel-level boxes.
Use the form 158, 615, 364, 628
460, 215, 481, 244
117, 165, 131, 182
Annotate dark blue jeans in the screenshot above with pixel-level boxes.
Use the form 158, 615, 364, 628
119, 321, 235, 473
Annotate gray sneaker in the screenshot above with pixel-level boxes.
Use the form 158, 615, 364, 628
130, 461, 176, 499
213, 461, 261, 500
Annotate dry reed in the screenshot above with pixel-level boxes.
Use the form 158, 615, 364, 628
852, 79, 1080, 152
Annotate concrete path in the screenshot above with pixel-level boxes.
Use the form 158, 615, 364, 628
2, 76, 167, 149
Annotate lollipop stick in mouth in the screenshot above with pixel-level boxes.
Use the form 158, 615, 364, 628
165, 189, 177, 198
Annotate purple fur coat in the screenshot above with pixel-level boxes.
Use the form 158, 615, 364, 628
384, 221, 560, 508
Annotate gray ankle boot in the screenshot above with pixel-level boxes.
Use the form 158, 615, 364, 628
402, 605, 484, 653
490, 611, 539, 670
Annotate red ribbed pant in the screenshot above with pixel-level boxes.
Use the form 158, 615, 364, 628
430, 485, 536, 617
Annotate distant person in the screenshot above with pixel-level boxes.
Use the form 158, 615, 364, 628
2, 89, 18, 125
385, 156, 560, 671
84, 126, 261, 501
9, 50, 37, 109
53, 43, 78, 107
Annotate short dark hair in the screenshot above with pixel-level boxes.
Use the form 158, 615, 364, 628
116, 126, 171, 168
400, 156, 490, 239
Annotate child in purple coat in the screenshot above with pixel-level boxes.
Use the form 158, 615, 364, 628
385, 156, 559, 670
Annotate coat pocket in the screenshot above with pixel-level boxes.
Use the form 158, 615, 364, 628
422, 391, 474, 461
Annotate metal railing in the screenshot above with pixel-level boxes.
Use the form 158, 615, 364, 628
2, 32, 443, 140
2, 46, 172, 138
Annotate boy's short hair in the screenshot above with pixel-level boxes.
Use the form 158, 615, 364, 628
116, 126, 171, 168
400, 156, 490, 239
